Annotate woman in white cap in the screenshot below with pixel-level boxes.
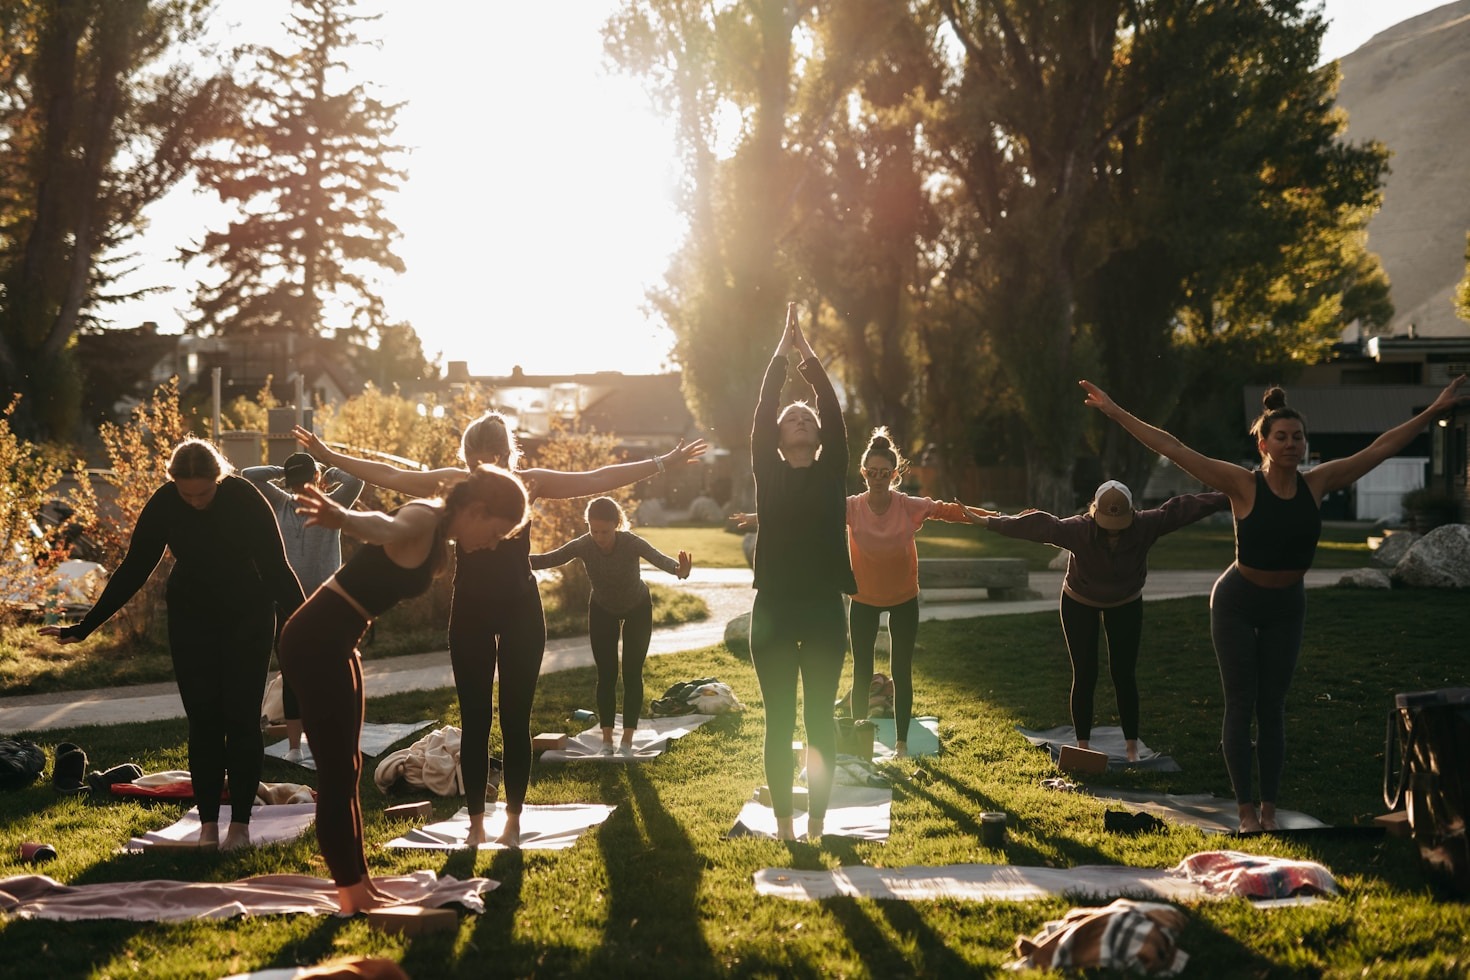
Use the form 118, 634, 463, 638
966, 481, 1228, 762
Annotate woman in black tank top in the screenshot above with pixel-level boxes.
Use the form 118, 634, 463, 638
292, 417, 708, 848
277, 465, 528, 915
1081, 375, 1466, 832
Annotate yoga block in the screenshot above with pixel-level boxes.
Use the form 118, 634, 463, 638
264, 723, 288, 739
384, 801, 432, 821
532, 732, 568, 751
367, 905, 457, 936
1058, 744, 1109, 774
755, 785, 809, 811
1374, 810, 1412, 838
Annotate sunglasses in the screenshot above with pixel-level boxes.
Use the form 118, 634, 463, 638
863, 468, 894, 480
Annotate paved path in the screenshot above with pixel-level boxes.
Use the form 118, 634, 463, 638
0, 566, 1355, 734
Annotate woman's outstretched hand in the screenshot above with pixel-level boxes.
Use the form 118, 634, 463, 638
293, 425, 331, 460
1428, 374, 1469, 415
294, 484, 346, 530
662, 438, 709, 469
1079, 379, 1118, 416
729, 512, 758, 531
37, 625, 81, 644
677, 550, 693, 579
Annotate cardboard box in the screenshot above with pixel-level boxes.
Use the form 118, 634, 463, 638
755, 785, 809, 811
1374, 810, 1412, 838
1058, 744, 1109, 775
367, 905, 457, 936
532, 732, 568, 751
264, 723, 289, 739
384, 801, 432, 821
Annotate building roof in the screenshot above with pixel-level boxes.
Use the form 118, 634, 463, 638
1240, 385, 1446, 434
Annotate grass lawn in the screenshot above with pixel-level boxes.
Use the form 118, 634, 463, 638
2, 586, 1466, 977
642, 518, 1376, 571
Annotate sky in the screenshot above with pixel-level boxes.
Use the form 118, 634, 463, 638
105, 0, 1453, 379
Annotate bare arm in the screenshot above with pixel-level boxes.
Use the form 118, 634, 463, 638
296, 486, 440, 567
293, 425, 459, 498
1080, 379, 1255, 502
521, 438, 708, 501
1307, 375, 1468, 495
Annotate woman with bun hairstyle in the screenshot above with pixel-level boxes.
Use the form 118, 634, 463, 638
1081, 374, 1466, 830
280, 464, 528, 913
294, 418, 706, 847
531, 496, 692, 755
42, 438, 305, 851
844, 428, 974, 758
966, 480, 1229, 762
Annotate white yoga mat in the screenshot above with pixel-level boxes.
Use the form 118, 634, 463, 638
725, 785, 893, 842
265, 720, 437, 770
123, 804, 317, 853
1017, 725, 1181, 772
868, 716, 941, 758
385, 803, 615, 851
752, 863, 1216, 902
1087, 788, 1329, 835
0, 869, 494, 922
538, 713, 716, 763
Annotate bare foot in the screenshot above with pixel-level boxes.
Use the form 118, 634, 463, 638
336, 880, 391, 915
220, 823, 252, 851
1125, 740, 1139, 763
894, 740, 909, 759
775, 816, 796, 841
198, 821, 220, 850
1076, 739, 1091, 751
495, 811, 522, 848
1259, 804, 1280, 832
806, 817, 824, 841
464, 813, 488, 847
1238, 804, 1263, 834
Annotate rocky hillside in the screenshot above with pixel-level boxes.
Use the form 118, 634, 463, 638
1334, 0, 1470, 339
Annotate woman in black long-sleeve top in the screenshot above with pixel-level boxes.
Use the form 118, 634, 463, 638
750, 303, 857, 841
43, 439, 305, 851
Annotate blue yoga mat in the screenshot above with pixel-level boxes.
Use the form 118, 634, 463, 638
867, 716, 941, 757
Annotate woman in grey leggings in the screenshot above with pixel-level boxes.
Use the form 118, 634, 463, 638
1081, 374, 1466, 832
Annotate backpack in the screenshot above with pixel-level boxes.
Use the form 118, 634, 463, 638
0, 738, 46, 790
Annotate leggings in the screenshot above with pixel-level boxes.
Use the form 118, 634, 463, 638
278, 589, 369, 887
1209, 565, 1306, 804
168, 602, 275, 826
450, 587, 546, 816
750, 591, 847, 821
589, 593, 653, 730
1058, 593, 1143, 741
848, 597, 920, 741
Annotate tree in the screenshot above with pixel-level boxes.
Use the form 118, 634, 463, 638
0, 0, 232, 439
1457, 232, 1470, 325
185, 0, 408, 354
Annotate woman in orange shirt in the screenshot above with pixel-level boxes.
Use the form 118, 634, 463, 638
845, 428, 972, 757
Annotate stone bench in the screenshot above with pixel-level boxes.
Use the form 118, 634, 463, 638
917, 557, 1031, 601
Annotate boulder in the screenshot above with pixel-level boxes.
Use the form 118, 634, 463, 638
742, 532, 757, 569
1371, 530, 1419, 568
688, 495, 725, 523
724, 612, 751, 653
1337, 568, 1392, 589
634, 498, 668, 528
1391, 524, 1470, 589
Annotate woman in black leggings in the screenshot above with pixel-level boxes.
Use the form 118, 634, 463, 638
43, 439, 305, 851
968, 482, 1228, 761
279, 465, 528, 913
750, 304, 856, 841
1082, 374, 1465, 830
294, 421, 706, 846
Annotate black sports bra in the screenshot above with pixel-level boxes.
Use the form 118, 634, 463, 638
1235, 471, 1321, 571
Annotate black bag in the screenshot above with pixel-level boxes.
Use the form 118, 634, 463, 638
1384, 688, 1470, 896
0, 738, 47, 790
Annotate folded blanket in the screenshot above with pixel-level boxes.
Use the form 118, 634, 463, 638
1011, 898, 1189, 975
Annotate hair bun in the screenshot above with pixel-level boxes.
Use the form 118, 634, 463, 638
871, 436, 891, 451
1262, 386, 1288, 411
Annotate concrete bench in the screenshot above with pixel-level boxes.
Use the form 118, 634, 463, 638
917, 557, 1031, 601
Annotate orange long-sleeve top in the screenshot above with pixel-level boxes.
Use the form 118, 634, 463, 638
845, 492, 971, 607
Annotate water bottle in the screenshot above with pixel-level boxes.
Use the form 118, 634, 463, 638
571, 709, 596, 723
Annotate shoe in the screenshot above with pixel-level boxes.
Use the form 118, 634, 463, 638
599, 744, 615, 756
52, 743, 89, 795
617, 743, 635, 757
284, 747, 305, 764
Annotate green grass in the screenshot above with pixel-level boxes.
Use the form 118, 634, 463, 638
2, 586, 1466, 977
642, 518, 1376, 571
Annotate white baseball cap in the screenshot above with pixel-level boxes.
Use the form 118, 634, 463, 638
1093, 480, 1134, 531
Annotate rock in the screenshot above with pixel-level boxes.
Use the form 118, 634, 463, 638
724, 612, 751, 653
742, 532, 757, 569
1338, 568, 1392, 589
688, 495, 725, 523
1048, 549, 1069, 571
634, 498, 668, 528
1391, 524, 1470, 589
1372, 530, 1419, 568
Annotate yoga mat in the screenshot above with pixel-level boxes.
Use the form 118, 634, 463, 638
0, 869, 494, 922
265, 720, 437, 770
1086, 787, 1330, 835
725, 785, 893, 842
384, 803, 615, 851
753, 863, 1214, 902
123, 803, 317, 853
1016, 725, 1181, 772
538, 714, 716, 763
869, 716, 941, 758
